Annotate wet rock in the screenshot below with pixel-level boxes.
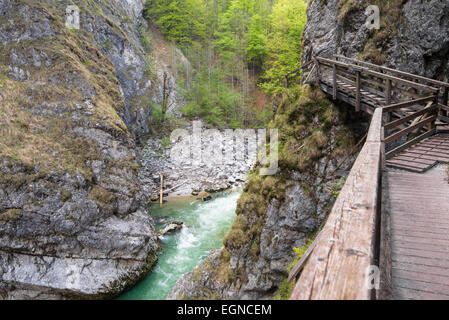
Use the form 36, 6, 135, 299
157, 221, 183, 236
0, 0, 160, 299
198, 191, 212, 202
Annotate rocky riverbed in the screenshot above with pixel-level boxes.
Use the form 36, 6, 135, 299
138, 133, 255, 200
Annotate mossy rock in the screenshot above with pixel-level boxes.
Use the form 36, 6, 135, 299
88, 185, 116, 207
0, 209, 23, 222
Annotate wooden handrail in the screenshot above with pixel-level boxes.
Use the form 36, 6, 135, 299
290, 108, 383, 300
317, 57, 439, 93
381, 95, 436, 113
335, 55, 449, 89
384, 104, 437, 130
384, 115, 437, 144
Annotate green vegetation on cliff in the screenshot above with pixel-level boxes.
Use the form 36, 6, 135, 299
338, 0, 407, 65
0, 0, 141, 208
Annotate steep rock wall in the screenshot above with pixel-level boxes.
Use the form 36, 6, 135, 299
303, 0, 449, 79
0, 0, 163, 299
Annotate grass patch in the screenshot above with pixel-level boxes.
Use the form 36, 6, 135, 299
0, 208, 23, 222
273, 231, 318, 300
88, 185, 116, 207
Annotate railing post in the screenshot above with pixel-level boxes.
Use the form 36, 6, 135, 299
443, 87, 448, 117
355, 69, 361, 112
386, 79, 391, 105
314, 58, 321, 80
333, 63, 337, 100
381, 126, 386, 171
432, 95, 439, 131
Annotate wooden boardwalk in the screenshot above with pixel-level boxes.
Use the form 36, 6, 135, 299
291, 55, 449, 300
386, 134, 449, 172
382, 165, 449, 299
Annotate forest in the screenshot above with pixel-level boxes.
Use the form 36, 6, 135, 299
144, 0, 308, 128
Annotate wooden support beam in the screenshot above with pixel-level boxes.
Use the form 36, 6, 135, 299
386, 78, 391, 105
355, 70, 361, 111
384, 104, 437, 130
385, 129, 436, 159
290, 108, 383, 300
334, 55, 449, 90
317, 57, 439, 93
439, 103, 449, 112
288, 234, 320, 283
159, 174, 164, 207
333, 63, 337, 100
384, 115, 437, 144
382, 95, 436, 113
314, 58, 321, 80
443, 87, 448, 106
319, 81, 375, 115
438, 114, 449, 124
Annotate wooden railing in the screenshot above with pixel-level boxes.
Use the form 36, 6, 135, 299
290, 108, 384, 300
315, 57, 439, 113
335, 55, 449, 107
383, 98, 439, 159
289, 56, 448, 299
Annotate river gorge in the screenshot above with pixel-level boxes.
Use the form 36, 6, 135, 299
118, 192, 240, 300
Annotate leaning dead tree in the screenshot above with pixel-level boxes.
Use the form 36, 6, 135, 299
162, 71, 173, 120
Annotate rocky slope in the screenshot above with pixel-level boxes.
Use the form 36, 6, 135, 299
0, 0, 167, 299
138, 129, 255, 200
168, 0, 449, 300
302, 0, 449, 80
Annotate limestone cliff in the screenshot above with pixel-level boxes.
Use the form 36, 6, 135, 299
303, 0, 449, 80
0, 0, 174, 299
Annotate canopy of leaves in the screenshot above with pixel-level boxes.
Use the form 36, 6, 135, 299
144, 0, 307, 128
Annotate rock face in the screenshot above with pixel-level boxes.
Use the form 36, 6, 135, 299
157, 221, 183, 237
0, 0, 162, 299
302, 0, 449, 80
168, 86, 362, 300
76, 0, 188, 139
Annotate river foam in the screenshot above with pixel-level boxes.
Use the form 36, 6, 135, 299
118, 192, 240, 300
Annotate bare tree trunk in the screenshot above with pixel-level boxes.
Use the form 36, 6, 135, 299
162, 72, 172, 121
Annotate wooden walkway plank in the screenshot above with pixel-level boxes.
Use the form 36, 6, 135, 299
385, 134, 449, 172
382, 165, 449, 300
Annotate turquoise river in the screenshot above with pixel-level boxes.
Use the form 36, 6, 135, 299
118, 191, 240, 300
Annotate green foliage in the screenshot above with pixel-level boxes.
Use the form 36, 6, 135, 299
327, 180, 344, 199
246, 14, 267, 69
260, 0, 307, 96
161, 136, 171, 147
144, 0, 308, 128
144, 0, 206, 45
